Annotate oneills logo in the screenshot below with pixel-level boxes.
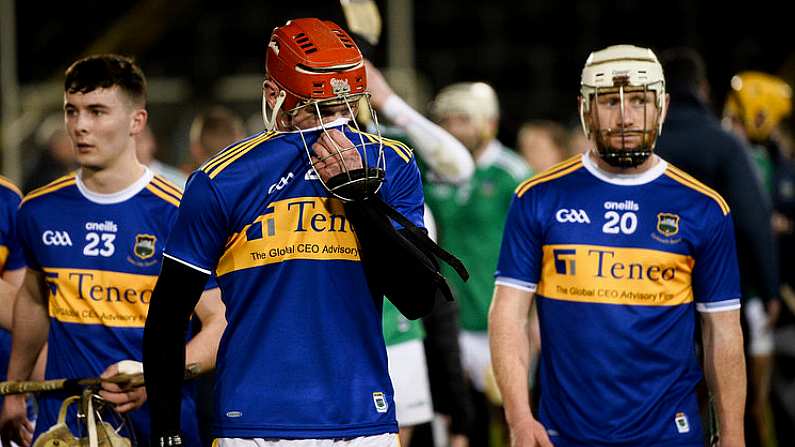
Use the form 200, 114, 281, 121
656, 213, 680, 237
134, 234, 157, 260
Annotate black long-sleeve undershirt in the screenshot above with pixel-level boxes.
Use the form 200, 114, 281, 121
144, 258, 209, 443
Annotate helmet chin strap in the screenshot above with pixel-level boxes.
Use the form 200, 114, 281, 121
262, 90, 287, 131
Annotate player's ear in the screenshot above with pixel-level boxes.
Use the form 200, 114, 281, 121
578, 96, 593, 137
263, 79, 279, 109
660, 93, 671, 124
130, 108, 148, 136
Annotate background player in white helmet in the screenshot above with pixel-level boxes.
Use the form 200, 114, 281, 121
426, 81, 531, 446
491, 44, 746, 446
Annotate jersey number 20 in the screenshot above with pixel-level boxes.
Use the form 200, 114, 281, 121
602, 211, 637, 235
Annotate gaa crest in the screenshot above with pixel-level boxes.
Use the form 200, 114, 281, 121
134, 234, 157, 260
656, 213, 680, 237
330, 78, 351, 95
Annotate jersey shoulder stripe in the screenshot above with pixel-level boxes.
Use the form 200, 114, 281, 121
348, 126, 412, 163
21, 173, 77, 205
664, 165, 730, 215
0, 176, 22, 198
200, 131, 275, 175
152, 175, 184, 196
145, 184, 181, 207
207, 132, 282, 179
148, 180, 182, 202
515, 155, 583, 197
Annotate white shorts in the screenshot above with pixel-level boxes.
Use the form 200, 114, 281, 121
745, 298, 774, 356
459, 331, 491, 392
213, 434, 399, 447
386, 339, 434, 426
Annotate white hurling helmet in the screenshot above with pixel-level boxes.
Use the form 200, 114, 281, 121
579, 44, 666, 168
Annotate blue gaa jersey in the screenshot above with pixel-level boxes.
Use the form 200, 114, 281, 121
0, 177, 25, 383
496, 152, 741, 447
165, 119, 424, 439
17, 169, 206, 445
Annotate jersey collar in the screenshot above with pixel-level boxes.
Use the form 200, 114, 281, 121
76, 167, 154, 204
582, 151, 667, 186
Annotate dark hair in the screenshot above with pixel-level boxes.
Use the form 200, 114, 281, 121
64, 54, 147, 106
659, 47, 707, 97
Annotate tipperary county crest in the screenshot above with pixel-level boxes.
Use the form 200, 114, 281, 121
656, 213, 680, 237
330, 78, 351, 96
134, 234, 157, 260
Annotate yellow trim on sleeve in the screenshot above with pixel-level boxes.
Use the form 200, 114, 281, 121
21, 174, 77, 205
151, 175, 184, 197
207, 132, 280, 179
664, 166, 730, 215
0, 176, 22, 197
201, 132, 274, 175
515, 155, 582, 195
516, 158, 583, 197
348, 126, 411, 163
145, 185, 181, 207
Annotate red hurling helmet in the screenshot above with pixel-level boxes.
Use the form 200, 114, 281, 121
264, 18, 367, 129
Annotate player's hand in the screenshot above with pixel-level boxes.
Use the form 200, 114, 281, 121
0, 393, 34, 447
311, 129, 363, 182
99, 362, 147, 413
510, 419, 554, 447
364, 59, 394, 110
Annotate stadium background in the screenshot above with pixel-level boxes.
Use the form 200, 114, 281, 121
2, 0, 794, 181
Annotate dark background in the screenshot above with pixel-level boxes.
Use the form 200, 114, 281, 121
11, 0, 795, 158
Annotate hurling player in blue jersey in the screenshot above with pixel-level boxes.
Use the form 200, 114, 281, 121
0, 177, 26, 364
0, 55, 226, 446
144, 18, 465, 447
489, 45, 746, 447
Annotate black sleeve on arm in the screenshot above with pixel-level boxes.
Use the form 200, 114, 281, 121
422, 297, 474, 433
143, 256, 210, 444
343, 197, 468, 320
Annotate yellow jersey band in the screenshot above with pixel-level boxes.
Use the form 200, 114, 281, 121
44, 267, 157, 328
537, 244, 695, 306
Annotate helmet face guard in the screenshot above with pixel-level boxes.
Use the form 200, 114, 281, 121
579, 45, 666, 168
263, 18, 385, 201
586, 83, 663, 168
294, 92, 386, 202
